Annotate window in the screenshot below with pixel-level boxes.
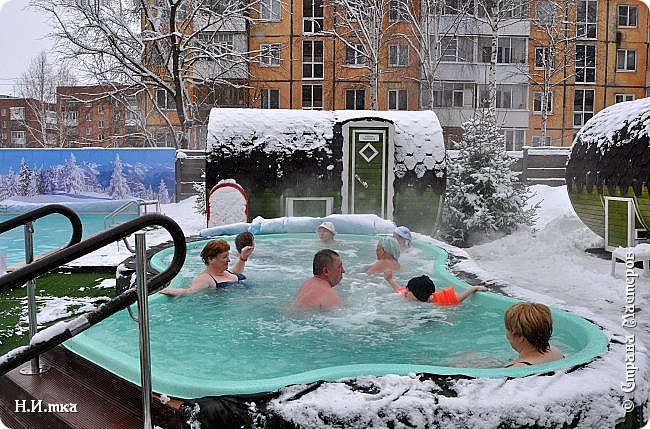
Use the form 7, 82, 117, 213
478, 37, 526, 64
531, 135, 552, 147
533, 91, 553, 114
574, 89, 594, 127
432, 82, 474, 108
98, 120, 105, 128
215, 33, 234, 55
62, 111, 78, 125
615, 93, 635, 103
260, 0, 280, 20
534, 47, 554, 69
302, 84, 323, 109
156, 89, 176, 110
575, 45, 596, 83
86, 127, 92, 136
439, 36, 472, 63
303, 0, 323, 33
388, 89, 407, 110
302, 40, 324, 79
345, 44, 365, 66
261, 88, 280, 109
260, 44, 281, 66
618, 5, 637, 27
97, 105, 104, 114
85, 102, 92, 107
1, 121, 5, 128
9, 107, 25, 121
85, 112, 92, 121
500, 0, 528, 19
443, 0, 474, 15
497, 37, 526, 64
534, 0, 557, 26
577, 0, 597, 38
11, 131, 25, 145
502, 129, 525, 151
98, 134, 105, 141
479, 84, 527, 109
345, 89, 365, 110
616, 49, 636, 71
114, 112, 121, 121
388, 45, 408, 67
45, 110, 57, 126
1, 109, 5, 116
389, 0, 408, 21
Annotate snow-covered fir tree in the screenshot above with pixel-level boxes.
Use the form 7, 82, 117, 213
5, 168, 18, 197
64, 153, 86, 194
157, 179, 170, 204
107, 154, 131, 199
36, 166, 50, 195
28, 165, 39, 196
437, 112, 536, 247
17, 159, 32, 197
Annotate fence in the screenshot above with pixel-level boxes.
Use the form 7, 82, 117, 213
175, 146, 571, 201
511, 146, 570, 187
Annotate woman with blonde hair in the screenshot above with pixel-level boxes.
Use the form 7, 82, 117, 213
504, 302, 564, 367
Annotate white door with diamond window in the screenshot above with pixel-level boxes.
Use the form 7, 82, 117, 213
341, 124, 394, 219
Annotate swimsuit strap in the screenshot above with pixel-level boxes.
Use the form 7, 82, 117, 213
505, 361, 534, 368
206, 273, 219, 287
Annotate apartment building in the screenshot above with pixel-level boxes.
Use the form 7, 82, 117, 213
528, 0, 649, 147
248, 0, 421, 110
0, 96, 57, 148
428, 1, 531, 150
57, 85, 143, 148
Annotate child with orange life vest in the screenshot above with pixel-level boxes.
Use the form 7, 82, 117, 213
383, 271, 487, 304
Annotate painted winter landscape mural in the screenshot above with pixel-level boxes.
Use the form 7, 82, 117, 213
0, 148, 176, 203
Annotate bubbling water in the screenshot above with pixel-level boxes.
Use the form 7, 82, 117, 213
95, 234, 576, 382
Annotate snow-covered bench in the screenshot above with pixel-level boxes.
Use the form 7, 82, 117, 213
611, 243, 650, 277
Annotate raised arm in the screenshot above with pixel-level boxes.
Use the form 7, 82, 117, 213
456, 285, 488, 302
383, 270, 404, 293
231, 245, 254, 274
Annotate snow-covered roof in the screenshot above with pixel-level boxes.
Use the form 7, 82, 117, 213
574, 97, 650, 150
206, 109, 446, 175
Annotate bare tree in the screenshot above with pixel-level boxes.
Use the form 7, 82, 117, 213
16, 51, 76, 147
400, 0, 475, 110
473, 0, 530, 113
327, 0, 413, 109
527, 0, 576, 143
31, 0, 256, 148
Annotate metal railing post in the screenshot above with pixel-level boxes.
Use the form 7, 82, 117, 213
135, 231, 152, 429
20, 222, 49, 375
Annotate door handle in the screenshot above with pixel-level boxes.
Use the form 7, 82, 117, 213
354, 173, 369, 189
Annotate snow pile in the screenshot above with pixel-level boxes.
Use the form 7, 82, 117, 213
207, 179, 247, 228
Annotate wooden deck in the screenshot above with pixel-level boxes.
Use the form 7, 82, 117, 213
0, 346, 184, 428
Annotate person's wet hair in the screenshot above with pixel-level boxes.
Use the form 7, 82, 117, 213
200, 239, 230, 265
406, 275, 435, 302
504, 302, 553, 353
313, 249, 340, 275
235, 231, 254, 254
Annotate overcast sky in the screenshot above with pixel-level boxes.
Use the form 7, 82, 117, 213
0, 0, 53, 95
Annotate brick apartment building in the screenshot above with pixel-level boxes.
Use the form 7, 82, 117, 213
528, 0, 649, 147
57, 85, 143, 148
0, 96, 57, 148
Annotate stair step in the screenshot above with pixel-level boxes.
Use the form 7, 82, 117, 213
0, 346, 182, 429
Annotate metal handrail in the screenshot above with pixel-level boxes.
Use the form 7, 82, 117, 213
0, 204, 83, 374
104, 199, 161, 229
0, 213, 186, 375
0, 204, 83, 248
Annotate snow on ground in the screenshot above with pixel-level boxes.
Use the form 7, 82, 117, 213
7, 185, 650, 427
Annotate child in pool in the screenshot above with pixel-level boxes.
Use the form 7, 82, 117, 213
383, 271, 487, 305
